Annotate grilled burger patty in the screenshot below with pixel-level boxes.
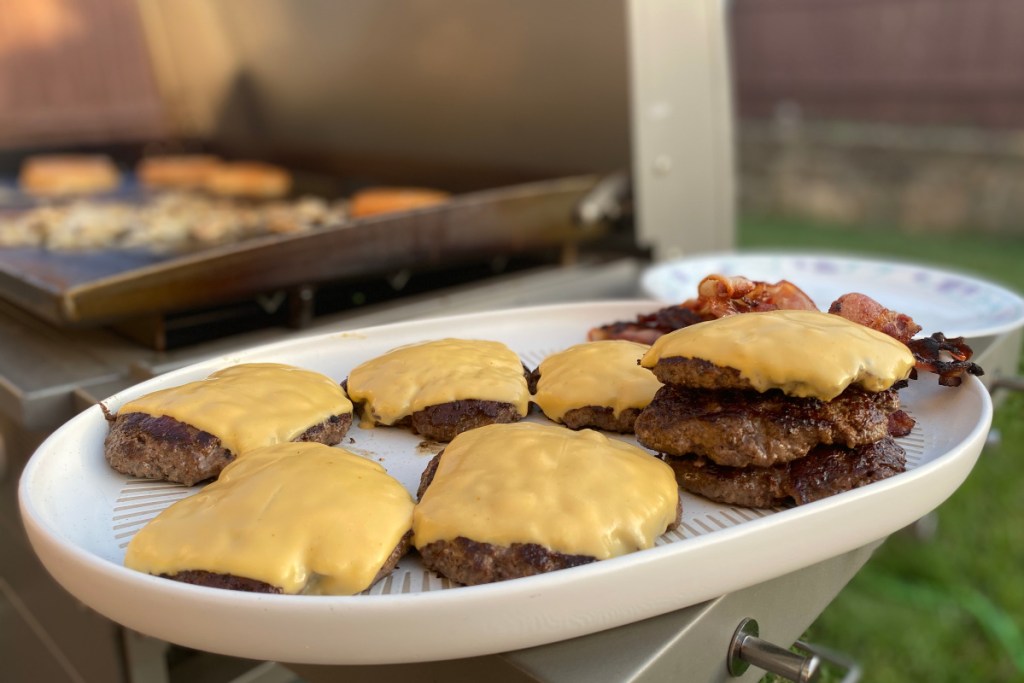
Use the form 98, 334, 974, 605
395, 399, 524, 442
161, 530, 413, 593
666, 437, 907, 508
526, 341, 661, 434
417, 536, 597, 586
558, 405, 646, 433
416, 441, 682, 586
125, 443, 414, 594
416, 451, 599, 584
344, 339, 532, 442
527, 366, 649, 433
647, 356, 760, 392
103, 411, 352, 486
634, 384, 902, 468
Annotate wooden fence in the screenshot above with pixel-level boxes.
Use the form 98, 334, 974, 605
732, 0, 1024, 128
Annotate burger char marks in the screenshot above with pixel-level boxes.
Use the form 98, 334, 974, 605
163, 570, 282, 593
416, 451, 598, 584
416, 448, 682, 586
635, 384, 905, 468
527, 358, 653, 434
399, 399, 523, 442
160, 529, 412, 593
103, 410, 352, 486
418, 537, 597, 586
667, 438, 907, 508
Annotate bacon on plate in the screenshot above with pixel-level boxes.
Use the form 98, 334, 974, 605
588, 274, 983, 388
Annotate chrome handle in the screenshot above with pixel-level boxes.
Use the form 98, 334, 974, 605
727, 618, 862, 682
728, 618, 820, 682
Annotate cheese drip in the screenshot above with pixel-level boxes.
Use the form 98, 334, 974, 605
125, 442, 415, 595
413, 422, 679, 560
641, 310, 915, 400
118, 363, 352, 456
346, 338, 530, 427
533, 340, 662, 422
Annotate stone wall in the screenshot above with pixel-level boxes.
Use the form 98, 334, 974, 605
738, 119, 1024, 237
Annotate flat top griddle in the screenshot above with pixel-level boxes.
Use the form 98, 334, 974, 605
0, 175, 603, 326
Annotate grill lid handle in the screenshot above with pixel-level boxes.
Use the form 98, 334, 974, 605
574, 171, 630, 227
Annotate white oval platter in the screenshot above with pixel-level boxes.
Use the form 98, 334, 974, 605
19, 300, 992, 665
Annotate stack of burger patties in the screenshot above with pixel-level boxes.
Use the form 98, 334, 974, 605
633, 309, 918, 508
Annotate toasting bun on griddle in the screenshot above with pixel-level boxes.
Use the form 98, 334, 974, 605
18, 154, 120, 197
137, 154, 222, 190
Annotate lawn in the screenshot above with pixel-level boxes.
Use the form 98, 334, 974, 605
738, 215, 1024, 682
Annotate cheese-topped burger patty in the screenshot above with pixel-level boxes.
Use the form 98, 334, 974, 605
640, 309, 915, 401
529, 340, 662, 433
125, 442, 414, 595
345, 338, 530, 442
634, 310, 917, 507
103, 363, 353, 485
413, 422, 681, 585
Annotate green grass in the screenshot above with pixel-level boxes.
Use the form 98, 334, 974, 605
739, 215, 1024, 683
739, 214, 1024, 294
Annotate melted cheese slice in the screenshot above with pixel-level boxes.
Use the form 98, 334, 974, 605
533, 340, 662, 422
641, 310, 915, 400
125, 442, 415, 595
346, 338, 530, 427
118, 363, 352, 455
413, 422, 679, 560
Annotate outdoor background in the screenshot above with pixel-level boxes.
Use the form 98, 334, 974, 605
732, 2, 1024, 680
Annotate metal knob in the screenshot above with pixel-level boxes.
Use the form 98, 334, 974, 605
728, 618, 820, 682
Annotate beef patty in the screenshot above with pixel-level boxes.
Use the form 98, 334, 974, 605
416, 449, 682, 586
417, 536, 597, 586
398, 399, 523, 442
635, 385, 903, 468
344, 363, 532, 442
162, 530, 412, 593
526, 341, 660, 434
103, 410, 352, 486
667, 437, 907, 508
647, 356, 760, 392
558, 406, 645, 433
527, 366, 649, 433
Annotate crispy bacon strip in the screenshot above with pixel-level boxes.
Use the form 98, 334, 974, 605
906, 332, 984, 387
687, 275, 818, 318
589, 276, 984, 389
828, 292, 982, 386
587, 275, 816, 342
828, 293, 922, 343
